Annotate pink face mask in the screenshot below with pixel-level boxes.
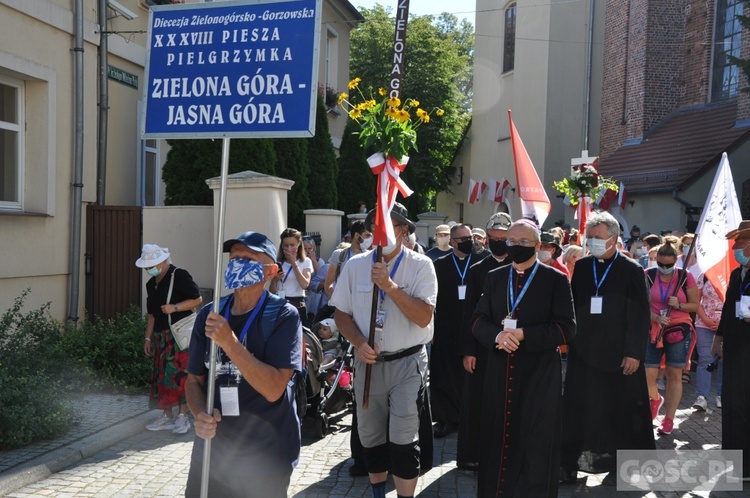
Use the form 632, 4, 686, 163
284, 247, 297, 255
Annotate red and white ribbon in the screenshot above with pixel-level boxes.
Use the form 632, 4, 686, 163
367, 152, 413, 247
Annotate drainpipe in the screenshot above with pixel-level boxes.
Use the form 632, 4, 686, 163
672, 189, 692, 209
97, 0, 109, 205
583, 0, 595, 150
68, 0, 85, 326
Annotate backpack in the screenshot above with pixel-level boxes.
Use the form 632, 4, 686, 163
218, 293, 308, 419
334, 244, 351, 282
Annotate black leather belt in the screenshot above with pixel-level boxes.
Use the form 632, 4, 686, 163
376, 344, 424, 363
286, 296, 305, 303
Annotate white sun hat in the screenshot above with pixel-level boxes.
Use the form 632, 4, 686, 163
135, 244, 171, 268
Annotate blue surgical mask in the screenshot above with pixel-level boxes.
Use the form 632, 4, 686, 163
734, 248, 750, 267
224, 258, 267, 290
657, 266, 675, 275
146, 267, 161, 277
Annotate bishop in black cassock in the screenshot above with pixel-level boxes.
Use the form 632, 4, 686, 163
472, 226, 575, 498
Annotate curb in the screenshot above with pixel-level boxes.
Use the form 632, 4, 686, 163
0, 410, 159, 497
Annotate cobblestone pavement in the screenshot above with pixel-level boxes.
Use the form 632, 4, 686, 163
1, 373, 746, 497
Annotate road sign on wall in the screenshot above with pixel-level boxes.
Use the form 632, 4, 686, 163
142, 0, 321, 139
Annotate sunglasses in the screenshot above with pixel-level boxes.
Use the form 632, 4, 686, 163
657, 262, 676, 269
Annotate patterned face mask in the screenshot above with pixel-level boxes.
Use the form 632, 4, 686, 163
224, 258, 269, 290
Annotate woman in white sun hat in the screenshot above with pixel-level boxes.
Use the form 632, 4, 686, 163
136, 244, 202, 435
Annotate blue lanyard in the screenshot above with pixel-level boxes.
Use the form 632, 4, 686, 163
373, 249, 406, 303
592, 250, 619, 296
223, 291, 267, 344
657, 274, 676, 304
282, 262, 294, 283
452, 253, 472, 285
508, 262, 539, 317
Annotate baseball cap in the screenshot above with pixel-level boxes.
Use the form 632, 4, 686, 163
472, 228, 486, 238
435, 224, 450, 235
223, 231, 277, 261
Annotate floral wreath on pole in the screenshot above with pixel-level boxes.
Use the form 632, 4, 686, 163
338, 77, 444, 246
553, 160, 618, 207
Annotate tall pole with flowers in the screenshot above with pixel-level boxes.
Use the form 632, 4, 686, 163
338, 79, 443, 407
553, 150, 618, 237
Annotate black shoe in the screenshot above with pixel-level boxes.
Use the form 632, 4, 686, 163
559, 467, 578, 484
348, 462, 368, 477
433, 422, 456, 439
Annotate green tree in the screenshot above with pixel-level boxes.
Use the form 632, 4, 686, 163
347, 5, 473, 214
337, 119, 375, 215
273, 138, 310, 230
163, 138, 276, 205
306, 96, 339, 210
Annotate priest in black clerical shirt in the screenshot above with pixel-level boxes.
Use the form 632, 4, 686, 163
457, 212, 512, 470
472, 219, 576, 498
431, 223, 474, 439
560, 211, 654, 487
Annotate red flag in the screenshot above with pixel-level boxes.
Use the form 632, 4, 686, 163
695, 153, 741, 301
480, 181, 489, 201
618, 181, 628, 209
576, 197, 592, 235
508, 110, 551, 226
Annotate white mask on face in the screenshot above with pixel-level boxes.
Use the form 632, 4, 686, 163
359, 235, 373, 251
436, 235, 450, 248
537, 250, 553, 263
648, 259, 657, 268
382, 228, 403, 255
586, 237, 611, 258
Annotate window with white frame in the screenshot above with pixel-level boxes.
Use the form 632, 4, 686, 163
137, 101, 160, 206
326, 27, 339, 96
712, 0, 743, 101
0, 76, 24, 210
503, 3, 517, 73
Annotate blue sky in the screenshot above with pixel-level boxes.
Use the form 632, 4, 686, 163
351, 1, 476, 26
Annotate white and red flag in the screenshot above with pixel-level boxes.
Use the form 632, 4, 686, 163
695, 152, 741, 301
575, 197, 593, 236
508, 110, 551, 227
595, 187, 617, 210
367, 152, 414, 247
491, 177, 511, 203
468, 179, 478, 203
618, 181, 628, 209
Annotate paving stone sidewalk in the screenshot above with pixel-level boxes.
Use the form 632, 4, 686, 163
0, 371, 745, 497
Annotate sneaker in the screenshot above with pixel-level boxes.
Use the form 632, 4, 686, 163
657, 417, 674, 435
716, 396, 722, 408
146, 414, 175, 431
650, 394, 664, 420
692, 395, 707, 411
172, 413, 191, 434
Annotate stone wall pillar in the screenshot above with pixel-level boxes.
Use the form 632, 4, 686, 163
304, 209, 346, 261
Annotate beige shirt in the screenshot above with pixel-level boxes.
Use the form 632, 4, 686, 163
330, 247, 437, 353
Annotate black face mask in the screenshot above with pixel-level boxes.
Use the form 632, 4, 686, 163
456, 240, 474, 255
506, 245, 536, 264
488, 239, 508, 257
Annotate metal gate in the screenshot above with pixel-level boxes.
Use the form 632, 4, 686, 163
85, 205, 142, 321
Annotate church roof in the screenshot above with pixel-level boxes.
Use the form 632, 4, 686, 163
598, 101, 750, 193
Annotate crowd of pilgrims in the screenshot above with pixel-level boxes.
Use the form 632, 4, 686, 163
277, 211, 747, 497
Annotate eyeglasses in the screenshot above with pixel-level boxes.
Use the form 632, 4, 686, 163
451, 236, 471, 242
657, 262, 676, 269
506, 238, 537, 247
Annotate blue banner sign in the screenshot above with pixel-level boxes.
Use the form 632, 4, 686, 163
142, 0, 321, 138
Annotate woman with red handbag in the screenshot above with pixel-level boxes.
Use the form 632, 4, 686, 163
644, 240, 700, 436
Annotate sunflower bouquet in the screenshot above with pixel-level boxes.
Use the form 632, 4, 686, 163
553, 162, 618, 206
338, 77, 444, 162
